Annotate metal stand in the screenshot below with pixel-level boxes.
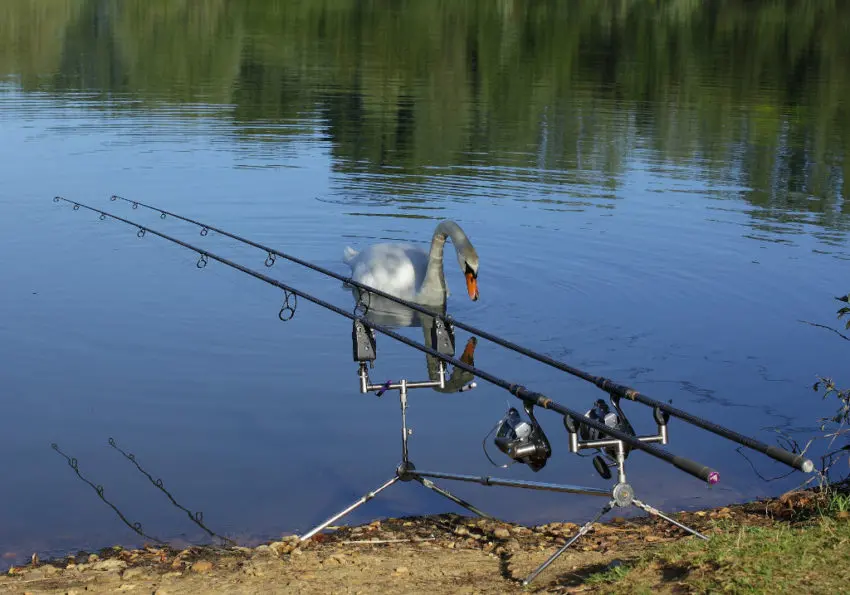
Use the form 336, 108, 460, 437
299, 362, 612, 542
300, 363, 489, 541
303, 320, 706, 586
521, 406, 709, 586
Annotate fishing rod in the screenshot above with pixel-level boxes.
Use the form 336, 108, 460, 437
54, 196, 718, 484
108, 194, 813, 474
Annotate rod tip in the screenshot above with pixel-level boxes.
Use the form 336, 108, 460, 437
708, 471, 720, 485
802, 459, 814, 473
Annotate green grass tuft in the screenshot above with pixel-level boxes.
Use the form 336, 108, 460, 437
582, 513, 850, 594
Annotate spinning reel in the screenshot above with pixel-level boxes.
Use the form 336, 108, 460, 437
488, 393, 671, 481
492, 403, 552, 472
562, 394, 672, 480
577, 398, 636, 480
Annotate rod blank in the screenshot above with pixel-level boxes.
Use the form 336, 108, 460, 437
409, 470, 612, 497
107, 194, 813, 474
597, 378, 814, 473
54, 196, 719, 484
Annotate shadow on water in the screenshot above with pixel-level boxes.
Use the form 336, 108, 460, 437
50, 442, 167, 546
50, 439, 236, 550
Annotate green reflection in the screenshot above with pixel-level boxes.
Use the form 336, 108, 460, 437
0, 0, 83, 86
1, 0, 847, 232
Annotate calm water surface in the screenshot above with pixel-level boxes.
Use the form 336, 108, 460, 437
1, 1, 849, 566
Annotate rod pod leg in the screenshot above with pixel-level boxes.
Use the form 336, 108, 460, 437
521, 501, 614, 586
631, 498, 708, 541
300, 375, 492, 542
522, 482, 709, 586
414, 476, 493, 519
299, 476, 399, 542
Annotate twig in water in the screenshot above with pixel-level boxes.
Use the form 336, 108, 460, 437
798, 320, 850, 342
736, 446, 798, 482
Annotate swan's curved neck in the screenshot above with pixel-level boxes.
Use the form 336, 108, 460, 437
420, 221, 470, 299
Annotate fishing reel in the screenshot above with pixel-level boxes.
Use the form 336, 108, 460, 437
491, 403, 552, 472
565, 397, 637, 480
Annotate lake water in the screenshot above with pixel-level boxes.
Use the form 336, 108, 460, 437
1, 0, 849, 567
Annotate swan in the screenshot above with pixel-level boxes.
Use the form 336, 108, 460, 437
343, 220, 479, 306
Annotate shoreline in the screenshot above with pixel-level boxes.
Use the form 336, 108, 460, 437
3, 486, 843, 594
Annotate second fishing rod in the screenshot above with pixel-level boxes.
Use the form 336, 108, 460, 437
109, 194, 813, 474
55, 196, 718, 484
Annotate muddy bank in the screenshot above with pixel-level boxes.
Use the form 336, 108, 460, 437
0, 491, 826, 594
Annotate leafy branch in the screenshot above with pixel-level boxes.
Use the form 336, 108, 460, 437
809, 293, 850, 484
751, 293, 850, 491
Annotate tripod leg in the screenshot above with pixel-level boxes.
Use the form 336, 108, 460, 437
522, 501, 614, 587
631, 498, 708, 541
414, 476, 493, 519
300, 476, 400, 541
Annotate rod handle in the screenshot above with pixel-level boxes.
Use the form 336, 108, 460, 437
615, 388, 815, 474
669, 455, 720, 485
764, 446, 814, 473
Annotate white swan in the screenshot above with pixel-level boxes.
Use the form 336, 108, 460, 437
343, 220, 480, 306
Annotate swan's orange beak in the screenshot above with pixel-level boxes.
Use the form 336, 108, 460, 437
465, 272, 479, 301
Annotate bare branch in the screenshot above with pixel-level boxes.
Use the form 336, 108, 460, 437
798, 319, 850, 342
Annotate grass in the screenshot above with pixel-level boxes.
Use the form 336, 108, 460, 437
827, 492, 850, 515
583, 495, 850, 594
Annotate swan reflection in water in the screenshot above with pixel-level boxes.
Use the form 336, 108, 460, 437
343, 220, 481, 392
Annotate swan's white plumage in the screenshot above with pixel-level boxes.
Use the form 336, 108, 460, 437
343, 243, 431, 301
343, 220, 478, 306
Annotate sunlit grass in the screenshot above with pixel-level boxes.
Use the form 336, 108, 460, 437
585, 499, 850, 594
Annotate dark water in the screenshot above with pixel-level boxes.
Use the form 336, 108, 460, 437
1, 0, 849, 567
